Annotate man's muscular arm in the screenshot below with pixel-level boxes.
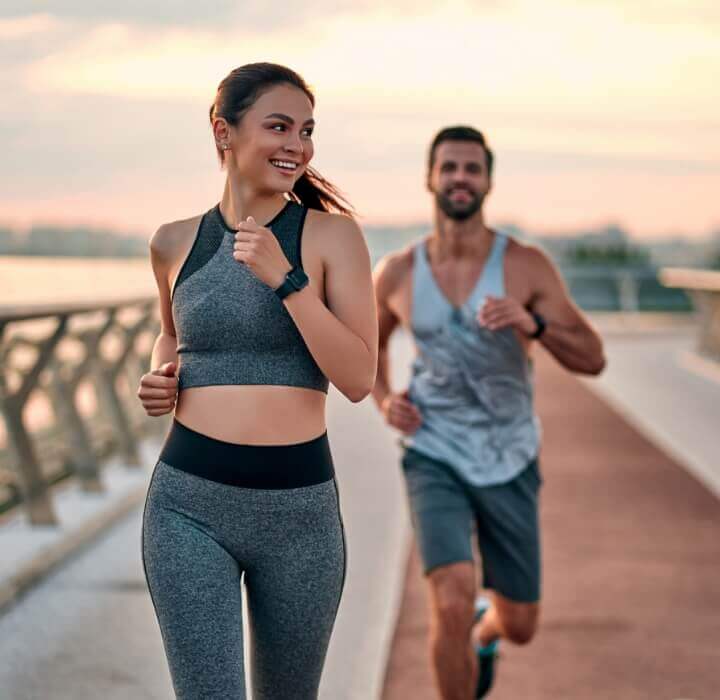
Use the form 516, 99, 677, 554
479, 247, 606, 376
527, 248, 605, 375
372, 253, 423, 434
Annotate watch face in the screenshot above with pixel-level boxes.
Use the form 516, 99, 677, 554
288, 267, 309, 289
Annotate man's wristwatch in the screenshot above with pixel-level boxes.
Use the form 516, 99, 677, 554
529, 311, 546, 339
274, 266, 309, 300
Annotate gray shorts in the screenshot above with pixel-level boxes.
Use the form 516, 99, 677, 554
401, 448, 542, 603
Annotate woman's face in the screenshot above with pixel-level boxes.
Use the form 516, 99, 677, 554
223, 83, 315, 193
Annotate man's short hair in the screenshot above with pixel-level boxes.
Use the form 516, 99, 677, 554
427, 126, 494, 177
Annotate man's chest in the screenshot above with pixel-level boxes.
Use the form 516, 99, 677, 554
389, 255, 533, 326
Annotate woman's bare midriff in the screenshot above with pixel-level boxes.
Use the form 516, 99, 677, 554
173, 385, 327, 445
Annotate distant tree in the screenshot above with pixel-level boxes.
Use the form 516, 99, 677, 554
12, 226, 146, 257
564, 242, 650, 267
0, 227, 21, 254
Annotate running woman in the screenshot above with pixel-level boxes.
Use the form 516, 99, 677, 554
137, 63, 378, 700
372, 126, 605, 699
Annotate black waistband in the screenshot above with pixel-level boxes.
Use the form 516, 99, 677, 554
158, 418, 334, 489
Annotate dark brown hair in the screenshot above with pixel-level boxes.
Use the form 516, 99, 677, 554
427, 125, 494, 178
210, 62, 354, 216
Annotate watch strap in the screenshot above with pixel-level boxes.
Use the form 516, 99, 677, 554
529, 311, 546, 339
274, 266, 308, 300
274, 277, 296, 300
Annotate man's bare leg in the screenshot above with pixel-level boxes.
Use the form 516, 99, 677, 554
473, 591, 540, 647
427, 561, 477, 700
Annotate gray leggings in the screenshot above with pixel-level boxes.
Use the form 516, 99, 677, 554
142, 457, 346, 699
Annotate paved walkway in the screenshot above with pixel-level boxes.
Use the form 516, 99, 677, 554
382, 347, 720, 700
584, 321, 720, 498
0, 343, 412, 700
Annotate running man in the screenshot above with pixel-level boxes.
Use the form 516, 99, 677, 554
372, 126, 605, 699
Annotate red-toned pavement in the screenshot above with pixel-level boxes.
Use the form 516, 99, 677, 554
382, 349, 720, 700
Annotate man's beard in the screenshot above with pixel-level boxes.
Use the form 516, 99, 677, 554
436, 187, 484, 221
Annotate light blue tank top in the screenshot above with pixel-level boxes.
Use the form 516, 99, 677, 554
405, 232, 541, 486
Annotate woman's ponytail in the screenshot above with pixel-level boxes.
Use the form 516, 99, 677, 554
291, 167, 355, 216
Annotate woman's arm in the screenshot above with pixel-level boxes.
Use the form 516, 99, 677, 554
232, 212, 378, 401
282, 214, 378, 402
137, 225, 180, 416
148, 224, 180, 369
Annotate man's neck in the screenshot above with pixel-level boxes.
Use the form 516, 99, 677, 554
430, 208, 493, 260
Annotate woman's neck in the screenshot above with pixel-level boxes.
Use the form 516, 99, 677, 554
219, 177, 288, 229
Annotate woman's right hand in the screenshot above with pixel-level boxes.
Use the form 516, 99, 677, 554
137, 362, 178, 416
381, 390, 422, 435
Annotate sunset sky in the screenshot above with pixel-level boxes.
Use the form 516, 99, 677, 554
1, 1, 718, 238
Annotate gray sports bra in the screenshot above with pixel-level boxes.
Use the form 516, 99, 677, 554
171, 200, 328, 393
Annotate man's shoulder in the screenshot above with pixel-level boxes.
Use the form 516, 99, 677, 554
504, 235, 554, 271
373, 240, 420, 294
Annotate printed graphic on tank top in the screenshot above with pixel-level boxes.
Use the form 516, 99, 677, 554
405, 231, 541, 487
170, 199, 328, 393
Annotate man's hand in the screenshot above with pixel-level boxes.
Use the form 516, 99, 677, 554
478, 295, 537, 336
381, 390, 423, 435
137, 362, 178, 417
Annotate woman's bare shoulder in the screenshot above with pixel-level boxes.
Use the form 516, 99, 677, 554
149, 213, 204, 265
302, 209, 368, 262
304, 208, 361, 237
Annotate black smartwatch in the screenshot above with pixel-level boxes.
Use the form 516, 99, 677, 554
274, 266, 309, 300
529, 311, 546, 339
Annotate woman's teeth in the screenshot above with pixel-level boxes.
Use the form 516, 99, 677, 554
270, 159, 298, 171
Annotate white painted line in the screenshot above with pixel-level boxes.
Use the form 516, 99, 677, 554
582, 379, 720, 501
678, 350, 720, 387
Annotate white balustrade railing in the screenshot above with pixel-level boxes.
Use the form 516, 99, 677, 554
0, 297, 162, 525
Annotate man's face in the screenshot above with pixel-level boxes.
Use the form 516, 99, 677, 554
427, 141, 491, 221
